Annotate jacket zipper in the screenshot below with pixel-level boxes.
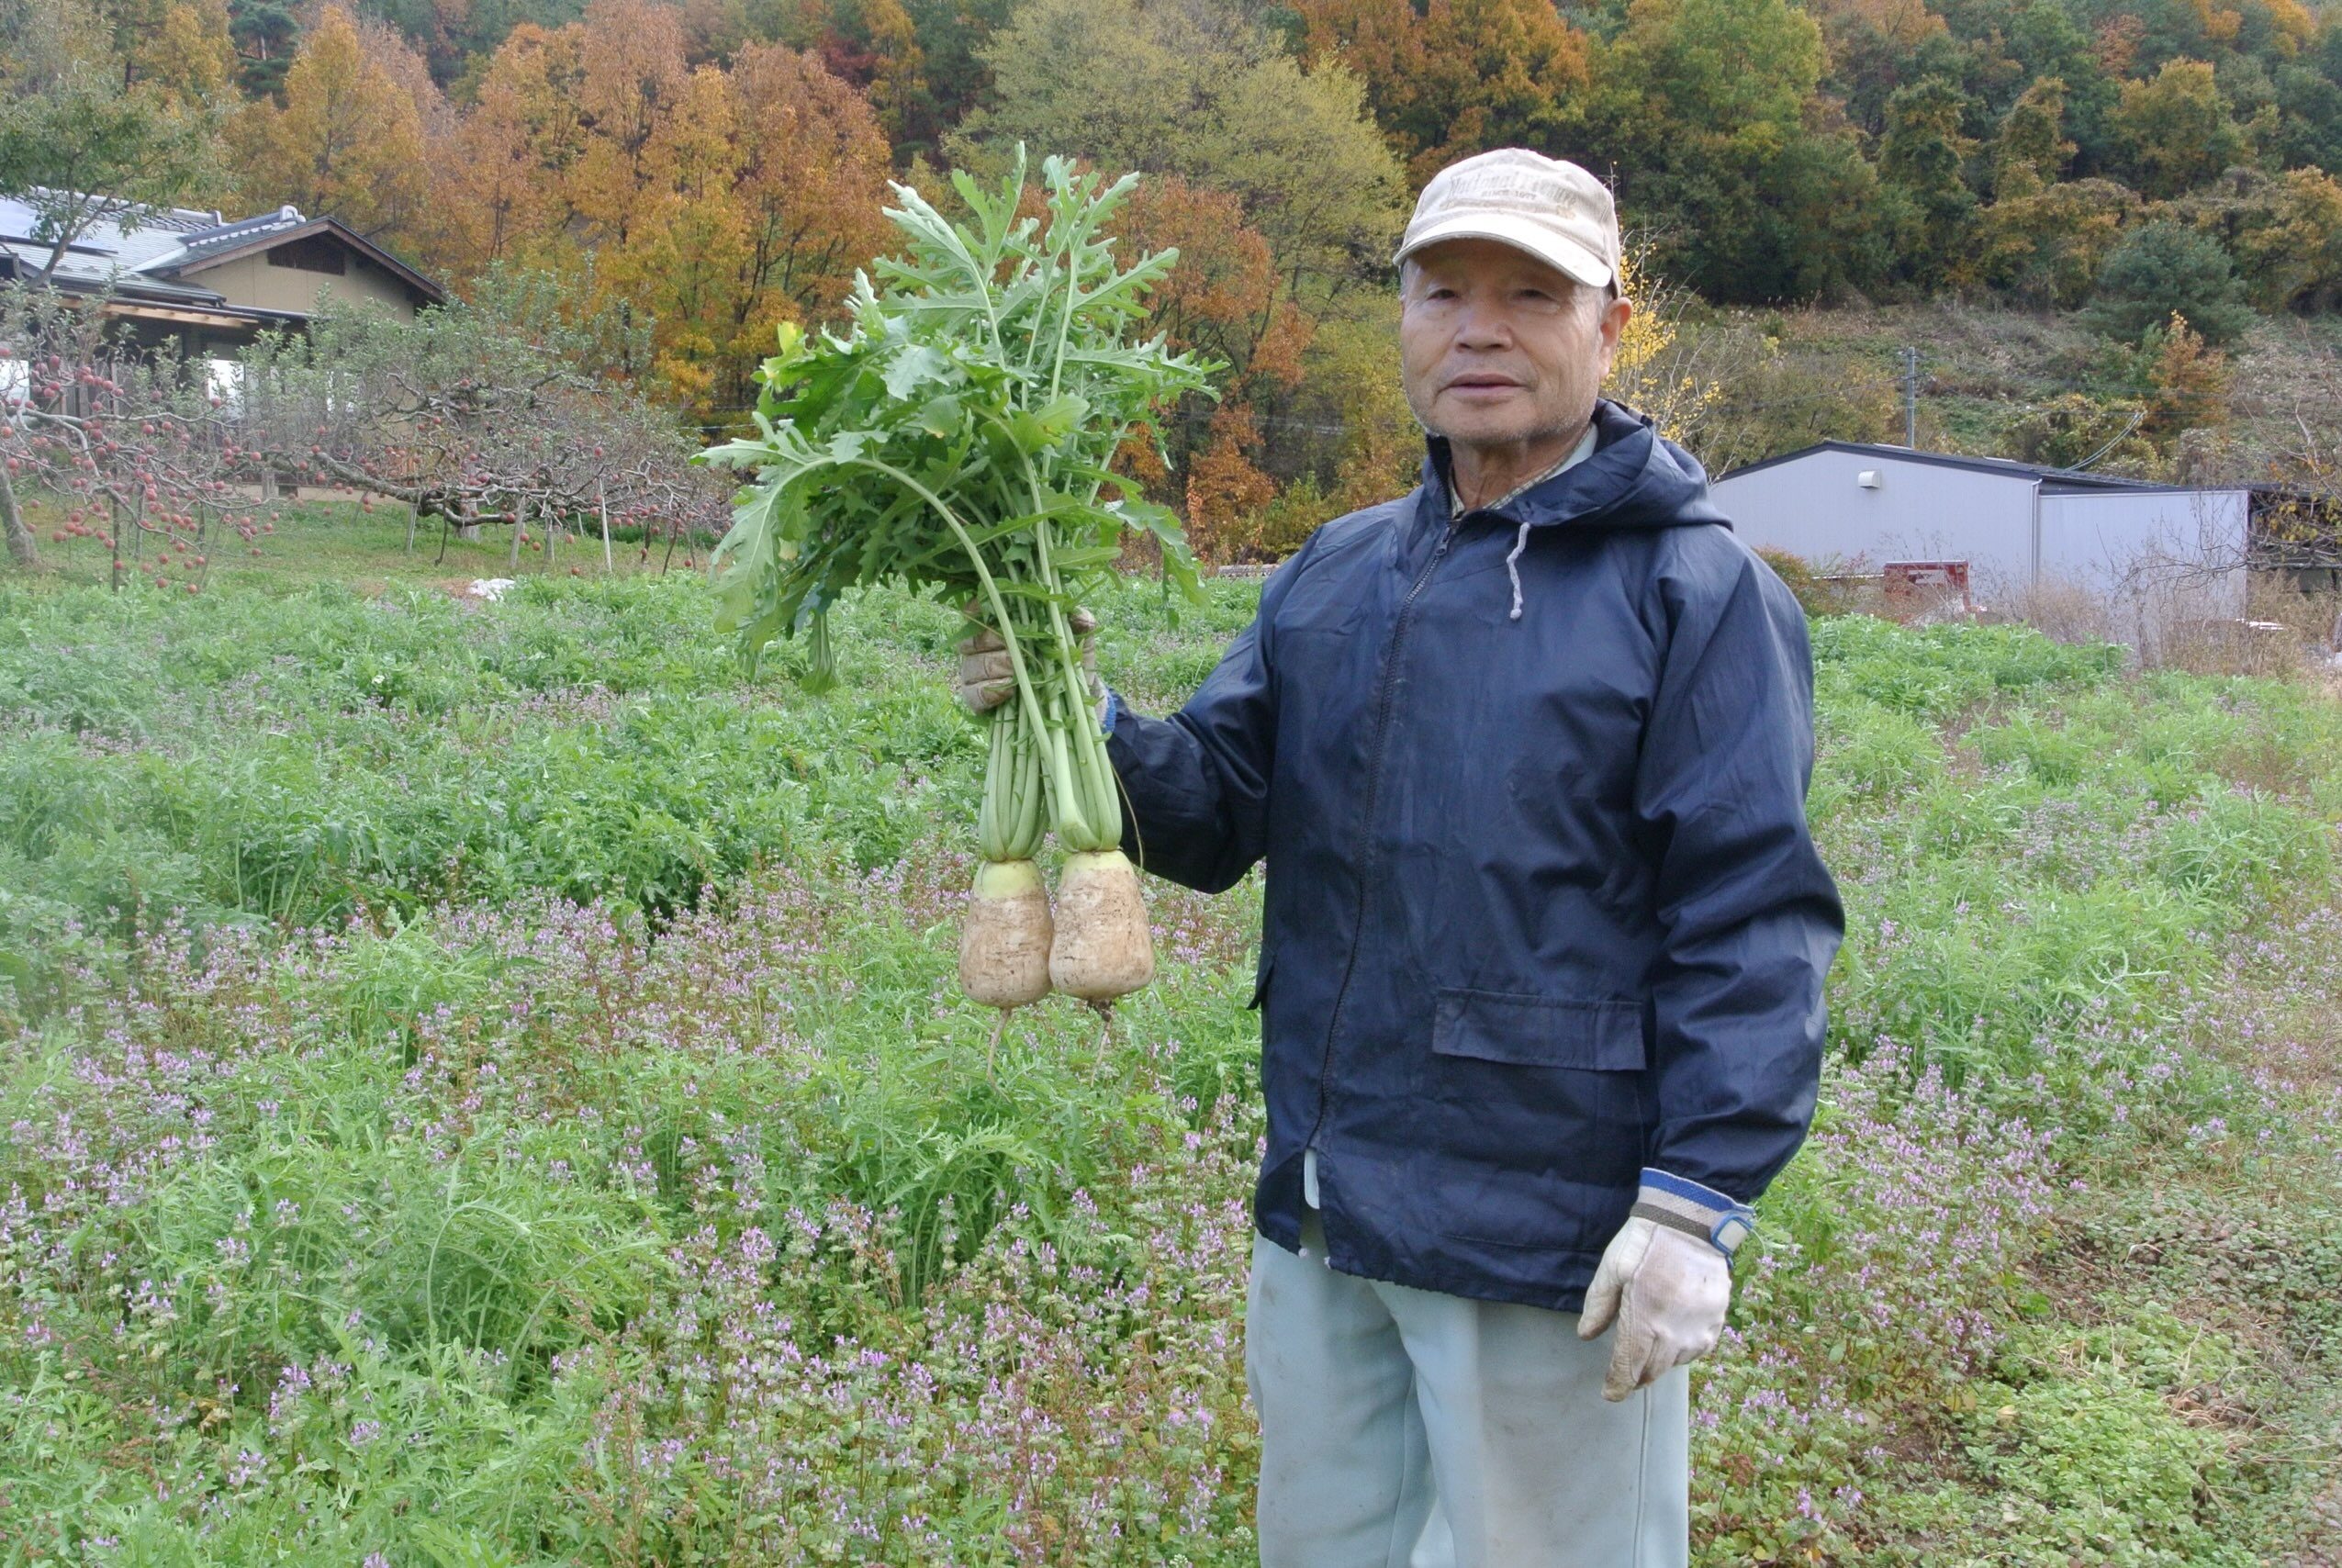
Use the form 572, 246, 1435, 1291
1298, 495, 1462, 1170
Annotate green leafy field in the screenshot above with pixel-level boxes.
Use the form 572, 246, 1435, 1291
1, 506, 2337, 1564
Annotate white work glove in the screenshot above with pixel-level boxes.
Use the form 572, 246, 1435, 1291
1577, 1170, 1752, 1402
954, 607, 1104, 720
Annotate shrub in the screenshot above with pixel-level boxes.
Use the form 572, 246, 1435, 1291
2002, 391, 2154, 471
2082, 221, 2257, 345
1755, 545, 1819, 613
1243, 472, 1335, 562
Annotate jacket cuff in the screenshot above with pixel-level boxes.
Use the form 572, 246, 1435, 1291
1098, 687, 1120, 735
1631, 1168, 1756, 1259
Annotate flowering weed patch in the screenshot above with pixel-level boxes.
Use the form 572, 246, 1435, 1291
0, 566, 2336, 1562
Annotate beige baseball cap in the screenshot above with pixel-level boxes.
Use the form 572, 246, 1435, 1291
1393, 149, 1619, 291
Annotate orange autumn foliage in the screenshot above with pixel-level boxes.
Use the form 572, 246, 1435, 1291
390, 4, 890, 417
432, 24, 588, 280
1807, 0, 1945, 50
1185, 404, 1279, 562
1115, 173, 1317, 521
570, 0, 692, 251
1119, 174, 1305, 386
229, 6, 430, 242
1292, 0, 1589, 183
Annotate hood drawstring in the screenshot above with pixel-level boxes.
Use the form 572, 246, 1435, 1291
1455, 419, 1606, 624
1505, 518, 1532, 622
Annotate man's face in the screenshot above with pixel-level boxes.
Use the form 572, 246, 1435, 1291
1398, 238, 1631, 456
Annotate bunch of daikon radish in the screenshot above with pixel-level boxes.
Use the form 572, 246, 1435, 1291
700, 149, 1216, 1018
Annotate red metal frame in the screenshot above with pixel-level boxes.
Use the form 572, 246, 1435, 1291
1881, 559, 1973, 611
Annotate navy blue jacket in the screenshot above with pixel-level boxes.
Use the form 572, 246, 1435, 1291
1104, 400, 1844, 1311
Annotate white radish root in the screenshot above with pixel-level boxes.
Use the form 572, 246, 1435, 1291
1048, 849, 1154, 1002
959, 858, 1054, 1007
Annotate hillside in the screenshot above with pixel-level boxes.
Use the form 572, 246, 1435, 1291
1686, 297, 2342, 485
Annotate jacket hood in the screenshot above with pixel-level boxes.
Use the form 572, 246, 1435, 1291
1420, 398, 1728, 533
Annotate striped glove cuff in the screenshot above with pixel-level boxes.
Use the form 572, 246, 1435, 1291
1632, 1169, 1758, 1260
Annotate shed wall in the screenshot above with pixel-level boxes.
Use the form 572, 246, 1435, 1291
1710, 450, 2038, 596
2037, 488, 2250, 627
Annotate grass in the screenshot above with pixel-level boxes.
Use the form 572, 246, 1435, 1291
13, 488, 709, 597
0, 498, 2336, 1562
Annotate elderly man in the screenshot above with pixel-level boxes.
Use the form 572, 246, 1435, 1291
963, 149, 1842, 1566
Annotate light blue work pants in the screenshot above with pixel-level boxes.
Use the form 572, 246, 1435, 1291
1247, 1210, 1689, 1568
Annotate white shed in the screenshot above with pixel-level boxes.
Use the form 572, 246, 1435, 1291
1709, 442, 2251, 635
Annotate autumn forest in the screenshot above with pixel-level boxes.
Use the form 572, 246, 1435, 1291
13, 0, 2342, 545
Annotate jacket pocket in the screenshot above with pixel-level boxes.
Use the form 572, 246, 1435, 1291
1429, 988, 1644, 1070
1418, 987, 1647, 1251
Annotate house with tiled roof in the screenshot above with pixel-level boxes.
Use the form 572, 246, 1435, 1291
0, 190, 444, 358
